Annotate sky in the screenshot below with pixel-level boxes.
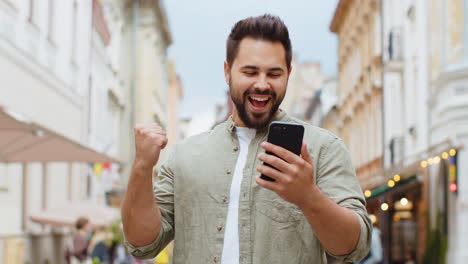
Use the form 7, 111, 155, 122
164, 0, 339, 135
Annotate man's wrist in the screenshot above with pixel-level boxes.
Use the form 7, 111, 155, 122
297, 185, 325, 212
133, 159, 154, 174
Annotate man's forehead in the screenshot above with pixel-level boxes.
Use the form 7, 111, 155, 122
234, 38, 287, 69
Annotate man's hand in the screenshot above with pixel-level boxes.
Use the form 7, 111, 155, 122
122, 123, 167, 247
256, 141, 317, 208
134, 123, 168, 170
257, 140, 363, 257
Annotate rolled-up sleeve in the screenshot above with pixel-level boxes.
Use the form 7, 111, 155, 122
316, 138, 372, 263
124, 147, 176, 259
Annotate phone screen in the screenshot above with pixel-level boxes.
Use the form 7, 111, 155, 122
260, 121, 304, 181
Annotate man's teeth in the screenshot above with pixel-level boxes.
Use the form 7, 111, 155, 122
250, 96, 269, 102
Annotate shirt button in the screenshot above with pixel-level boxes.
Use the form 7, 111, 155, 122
222, 196, 228, 203
233, 146, 239, 151
214, 256, 219, 263
217, 225, 223, 231
227, 169, 232, 174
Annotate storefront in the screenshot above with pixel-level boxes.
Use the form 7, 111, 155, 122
363, 142, 460, 264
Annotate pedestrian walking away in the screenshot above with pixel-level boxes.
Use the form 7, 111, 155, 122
121, 14, 372, 264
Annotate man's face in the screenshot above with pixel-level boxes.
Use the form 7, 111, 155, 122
224, 37, 291, 129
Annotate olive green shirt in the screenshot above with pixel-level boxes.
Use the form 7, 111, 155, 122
124, 111, 371, 264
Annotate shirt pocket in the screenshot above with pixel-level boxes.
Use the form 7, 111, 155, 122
256, 199, 303, 223
253, 199, 306, 264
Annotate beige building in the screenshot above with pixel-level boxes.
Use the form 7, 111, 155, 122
133, 1, 172, 127
331, 0, 468, 263
282, 57, 328, 120
0, 0, 120, 263
167, 60, 184, 147
113, 0, 175, 184
330, 0, 383, 186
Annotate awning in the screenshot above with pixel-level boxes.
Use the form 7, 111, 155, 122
30, 201, 120, 229
366, 175, 420, 201
0, 106, 120, 163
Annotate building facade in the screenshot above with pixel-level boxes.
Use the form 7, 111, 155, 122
330, 0, 383, 189
0, 1, 106, 263
0, 0, 176, 263
282, 57, 329, 120
427, 0, 468, 262
331, 0, 468, 263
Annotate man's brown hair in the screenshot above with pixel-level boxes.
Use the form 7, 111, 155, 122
226, 14, 292, 69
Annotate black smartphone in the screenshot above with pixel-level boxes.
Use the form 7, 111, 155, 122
260, 121, 305, 182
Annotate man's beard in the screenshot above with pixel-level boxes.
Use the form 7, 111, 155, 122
229, 78, 285, 129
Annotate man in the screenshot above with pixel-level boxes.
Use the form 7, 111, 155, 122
122, 14, 371, 264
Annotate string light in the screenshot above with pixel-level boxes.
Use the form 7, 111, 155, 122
387, 180, 395, 188
442, 152, 449, 160
434, 156, 441, 164
449, 149, 457, 156
428, 158, 434, 165
450, 183, 458, 192
393, 174, 401, 182
400, 197, 408, 206
420, 161, 428, 168
381, 203, 389, 211
364, 190, 372, 198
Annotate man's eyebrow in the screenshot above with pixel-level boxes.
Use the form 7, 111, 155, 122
240, 65, 284, 72
240, 65, 259, 70
269, 67, 284, 72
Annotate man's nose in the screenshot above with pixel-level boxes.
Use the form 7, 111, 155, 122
253, 74, 270, 90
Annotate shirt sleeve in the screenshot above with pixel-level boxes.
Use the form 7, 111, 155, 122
315, 138, 372, 263
124, 147, 176, 260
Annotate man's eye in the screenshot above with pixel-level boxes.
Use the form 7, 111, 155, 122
244, 72, 256, 75
269, 73, 281, 77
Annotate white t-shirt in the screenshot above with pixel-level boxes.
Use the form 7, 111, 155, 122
221, 127, 256, 264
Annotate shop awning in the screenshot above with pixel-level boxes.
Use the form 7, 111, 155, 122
30, 201, 120, 229
0, 106, 120, 163
366, 175, 419, 201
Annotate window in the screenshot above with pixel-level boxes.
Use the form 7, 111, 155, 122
28, 0, 38, 26
71, 1, 78, 62
48, 0, 54, 41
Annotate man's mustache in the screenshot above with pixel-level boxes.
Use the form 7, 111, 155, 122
244, 89, 275, 97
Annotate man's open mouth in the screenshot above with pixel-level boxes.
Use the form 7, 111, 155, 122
248, 95, 271, 110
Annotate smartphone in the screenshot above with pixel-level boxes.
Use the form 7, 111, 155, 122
260, 121, 305, 182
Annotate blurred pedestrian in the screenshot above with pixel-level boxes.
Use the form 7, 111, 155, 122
88, 227, 111, 264
65, 216, 92, 264
122, 14, 372, 264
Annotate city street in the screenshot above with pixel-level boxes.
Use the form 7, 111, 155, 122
1, 0, 467, 264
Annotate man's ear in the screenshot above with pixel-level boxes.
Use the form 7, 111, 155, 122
288, 66, 293, 75
224, 61, 231, 85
